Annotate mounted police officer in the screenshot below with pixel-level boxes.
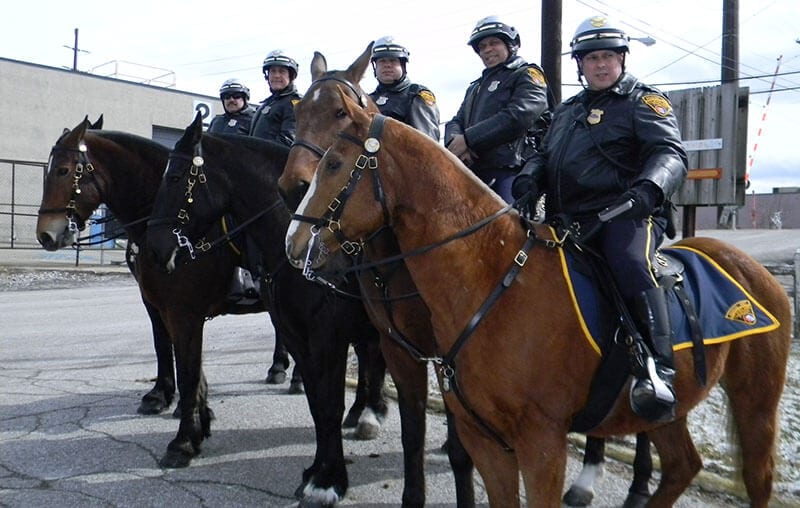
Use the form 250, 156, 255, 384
444, 15, 550, 203
512, 16, 688, 422
208, 78, 255, 135
368, 36, 440, 141
250, 50, 302, 146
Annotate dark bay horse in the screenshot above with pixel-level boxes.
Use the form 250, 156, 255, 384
279, 45, 650, 507
36, 117, 299, 417
35, 117, 381, 471
285, 93, 792, 507
280, 45, 474, 507
145, 114, 387, 505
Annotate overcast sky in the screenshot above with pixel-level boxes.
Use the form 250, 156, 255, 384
3, 0, 798, 193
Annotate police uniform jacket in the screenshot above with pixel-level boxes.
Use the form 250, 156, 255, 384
521, 73, 687, 217
207, 104, 255, 135
249, 84, 301, 146
369, 76, 440, 141
444, 55, 549, 174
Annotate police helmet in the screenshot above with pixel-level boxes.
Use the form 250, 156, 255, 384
218, 78, 250, 101
262, 50, 299, 81
467, 16, 520, 54
371, 36, 410, 63
570, 16, 630, 59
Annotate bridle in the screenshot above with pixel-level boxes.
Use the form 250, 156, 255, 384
290, 76, 370, 159
38, 141, 104, 234
147, 141, 284, 262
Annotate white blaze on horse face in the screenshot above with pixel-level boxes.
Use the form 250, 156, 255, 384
285, 175, 320, 259
311, 88, 322, 103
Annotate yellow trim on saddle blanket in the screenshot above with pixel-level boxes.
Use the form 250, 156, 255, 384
221, 216, 242, 256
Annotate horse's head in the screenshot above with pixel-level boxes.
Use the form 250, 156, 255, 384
279, 43, 380, 211
36, 115, 105, 250
146, 112, 226, 272
286, 89, 391, 270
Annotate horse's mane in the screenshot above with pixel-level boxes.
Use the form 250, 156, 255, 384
95, 130, 169, 170
204, 134, 290, 183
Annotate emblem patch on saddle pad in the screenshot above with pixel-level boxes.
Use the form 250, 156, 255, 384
725, 300, 758, 325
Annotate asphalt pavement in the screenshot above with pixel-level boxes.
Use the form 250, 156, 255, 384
1, 232, 796, 507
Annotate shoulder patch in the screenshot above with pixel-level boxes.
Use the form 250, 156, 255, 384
641, 94, 672, 117
418, 90, 436, 107
291, 99, 301, 107
527, 67, 546, 86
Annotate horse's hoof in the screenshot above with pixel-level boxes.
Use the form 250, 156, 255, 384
265, 370, 287, 384
353, 409, 382, 440
288, 380, 304, 394
562, 486, 593, 507
622, 492, 650, 508
159, 450, 193, 468
137, 393, 170, 415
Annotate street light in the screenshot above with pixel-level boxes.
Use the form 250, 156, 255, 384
631, 36, 656, 47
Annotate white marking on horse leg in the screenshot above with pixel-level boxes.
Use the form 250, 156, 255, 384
303, 483, 340, 506
355, 407, 381, 440
572, 462, 603, 494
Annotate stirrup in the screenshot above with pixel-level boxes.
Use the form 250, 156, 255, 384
630, 358, 676, 423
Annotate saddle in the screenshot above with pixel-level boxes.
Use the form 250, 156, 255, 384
548, 225, 781, 432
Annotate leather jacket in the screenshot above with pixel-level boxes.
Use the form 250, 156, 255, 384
207, 104, 255, 135
249, 84, 301, 146
369, 76, 440, 141
520, 73, 687, 217
444, 55, 549, 174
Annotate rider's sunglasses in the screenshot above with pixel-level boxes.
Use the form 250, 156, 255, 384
222, 93, 245, 100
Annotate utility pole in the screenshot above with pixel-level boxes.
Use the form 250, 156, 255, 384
541, 0, 562, 107
63, 28, 88, 71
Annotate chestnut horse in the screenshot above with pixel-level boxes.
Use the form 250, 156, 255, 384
285, 93, 792, 507
280, 46, 474, 507
35, 117, 384, 471
144, 114, 388, 505
280, 45, 652, 507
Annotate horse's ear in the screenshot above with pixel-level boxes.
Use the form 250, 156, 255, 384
190, 111, 204, 144
91, 114, 104, 130
345, 42, 373, 84
310, 51, 327, 81
337, 86, 369, 129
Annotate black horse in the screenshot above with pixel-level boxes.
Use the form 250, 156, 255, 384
145, 113, 387, 504
36, 116, 385, 472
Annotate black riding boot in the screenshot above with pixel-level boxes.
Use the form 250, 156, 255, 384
629, 286, 677, 423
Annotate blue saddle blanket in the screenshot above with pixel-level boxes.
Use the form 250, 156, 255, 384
559, 243, 781, 355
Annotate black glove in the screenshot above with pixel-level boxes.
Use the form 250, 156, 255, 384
601, 182, 661, 222
511, 174, 536, 201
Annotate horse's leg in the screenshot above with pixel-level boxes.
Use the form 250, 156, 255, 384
517, 424, 569, 508
563, 436, 605, 506
137, 300, 176, 415
645, 417, 701, 508
722, 338, 789, 507
456, 420, 521, 508
353, 337, 388, 440
444, 404, 475, 507
342, 343, 368, 429
159, 316, 211, 469
291, 324, 350, 505
265, 328, 290, 384
623, 433, 652, 508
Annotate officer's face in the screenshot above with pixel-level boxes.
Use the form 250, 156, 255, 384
267, 66, 292, 93
579, 50, 624, 91
477, 37, 510, 69
375, 57, 403, 84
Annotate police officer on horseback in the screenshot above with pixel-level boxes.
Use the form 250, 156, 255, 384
250, 50, 302, 146
512, 16, 688, 422
208, 78, 255, 135
369, 36, 440, 141
445, 15, 551, 203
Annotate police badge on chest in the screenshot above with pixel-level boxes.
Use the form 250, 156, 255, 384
375, 96, 388, 106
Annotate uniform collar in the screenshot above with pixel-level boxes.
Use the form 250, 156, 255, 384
376, 75, 411, 93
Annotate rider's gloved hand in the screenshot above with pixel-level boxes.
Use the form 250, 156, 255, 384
511, 175, 538, 219
603, 181, 662, 221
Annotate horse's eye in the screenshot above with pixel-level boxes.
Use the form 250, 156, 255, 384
325, 158, 342, 171
335, 108, 347, 119
57, 166, 70, 177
